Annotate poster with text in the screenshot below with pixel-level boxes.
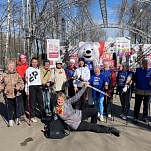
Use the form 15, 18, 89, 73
46, 39, 60, 68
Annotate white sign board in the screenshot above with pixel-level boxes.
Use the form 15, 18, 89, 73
116, 37, 131, 55
46, 39, 60, 68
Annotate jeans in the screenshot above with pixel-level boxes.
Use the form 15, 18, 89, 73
42, 89, 51, 114
94, 97, 104, 116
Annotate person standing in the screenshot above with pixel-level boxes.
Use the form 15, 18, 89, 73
134, 59, 151, 124
64, 58, 76, 98
101, 62, 116, 119
50, 59, 67, 108
0, 61, 24, 126
73, 58, 90, 110
40, 59, 51, 116
88, 66, 108, 122
25, 57, 44, 123
16, 54, 28, 120
117, 62, 133, 120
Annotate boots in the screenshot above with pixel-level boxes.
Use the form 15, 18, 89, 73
109, 127, 121, 137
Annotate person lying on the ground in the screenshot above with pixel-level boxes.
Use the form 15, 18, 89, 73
53, 82, 121, 137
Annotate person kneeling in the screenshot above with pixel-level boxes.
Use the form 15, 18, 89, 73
53, 82, 120, 137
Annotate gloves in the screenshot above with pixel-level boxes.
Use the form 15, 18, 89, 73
122, 86, 127, 93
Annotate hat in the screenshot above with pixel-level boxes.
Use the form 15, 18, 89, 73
122, 62, 129, 67
69, 59, 75, 64
43, 59, 50, 65
20, 54, 26, 59
78, 58, 85, 62
56, 59, 62, 64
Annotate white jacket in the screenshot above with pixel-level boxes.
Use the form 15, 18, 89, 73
73, 66, 90, 88
25, 67, 42, 92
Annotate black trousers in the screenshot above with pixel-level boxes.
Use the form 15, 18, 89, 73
6, 95, 22, 120
119, 92, 131, 115
29, 85, 44, 118
76, 108, 110, 133
134, 94, 150, 119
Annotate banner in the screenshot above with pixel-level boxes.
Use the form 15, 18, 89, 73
116, 37, 131, 55
46, 39, 60, 68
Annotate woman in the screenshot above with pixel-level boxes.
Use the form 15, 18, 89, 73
117, 62, 133, 120
0, 61, 24, 127
25, 57, 44, 123
16, 54, 28, 120
53, 82, 120, 137
89, 65, 108, 122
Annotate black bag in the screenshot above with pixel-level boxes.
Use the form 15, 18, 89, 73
44, 119, 70, 139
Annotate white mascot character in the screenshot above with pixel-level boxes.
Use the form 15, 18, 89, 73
78, 41, 100, 70
77, 41, 101, 106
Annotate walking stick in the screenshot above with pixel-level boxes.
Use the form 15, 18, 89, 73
15, 96, 20, 125
113, 89, 117, 121
5, 98, 10, 127
126, 86, 131, 125
148, 97, 150, 127
105, 94, 108, 123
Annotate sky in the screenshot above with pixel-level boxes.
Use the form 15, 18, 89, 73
90, 0, 123, 39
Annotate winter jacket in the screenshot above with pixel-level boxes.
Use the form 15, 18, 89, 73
117, 70, 133, 92
39, 66, 51, 85
54, 87, 86, 130
88, 73, 107, 98
73, 66, 90, 88
50, 68, 66, 91
135, 67, 151, 95
25, 67, 42, 92
16, 61, 28, 78
64, 66, 76, 86
0, 70, 24, 98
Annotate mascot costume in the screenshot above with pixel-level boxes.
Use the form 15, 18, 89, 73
77, 41, 102, 106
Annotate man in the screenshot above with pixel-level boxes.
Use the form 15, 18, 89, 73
134, 59, 151, 124
40, 59, 51, 117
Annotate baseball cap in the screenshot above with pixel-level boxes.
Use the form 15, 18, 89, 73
20, 54, 26, 59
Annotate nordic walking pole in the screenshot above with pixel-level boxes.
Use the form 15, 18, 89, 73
72, 77, 112, 97
113, 89, 117, 121
105, 94, 108, 123
148, 98, 150, 127
5, 98, 10, 127
126, 86, 131, 125
26, 78, 31, 126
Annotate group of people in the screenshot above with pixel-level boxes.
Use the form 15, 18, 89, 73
0, 54, 151, 137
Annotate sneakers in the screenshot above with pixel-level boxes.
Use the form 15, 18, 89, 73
143, 118, 148, 123
133, 118, 138, 125
109, 127, 121, 137
108, 114, 112, 119
16, 118, 21, 125
120, 114, 126, 120
98, 115, 104, 122
31, 117, 37, 123
9, 120, 14, 127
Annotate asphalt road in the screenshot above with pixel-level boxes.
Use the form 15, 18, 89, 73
0, 94, 151, 151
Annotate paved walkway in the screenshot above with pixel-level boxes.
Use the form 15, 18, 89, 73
0, 94, 151, 151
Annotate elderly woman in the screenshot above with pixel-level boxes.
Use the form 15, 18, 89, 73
134, 59, 151, 124
117, 62, 133, 120
0, 61, 24, 127
53, 82, 120, 137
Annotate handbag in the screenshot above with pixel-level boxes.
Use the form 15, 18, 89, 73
44, 119, 70, 139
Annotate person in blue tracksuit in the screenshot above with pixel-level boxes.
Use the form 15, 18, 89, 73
88, 65, 108, 122
134, 59, 151, 124
64, 59, 76, 98
117, 62, 133, 120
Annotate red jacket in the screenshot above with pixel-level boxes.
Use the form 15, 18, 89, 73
16, 61, 28, 78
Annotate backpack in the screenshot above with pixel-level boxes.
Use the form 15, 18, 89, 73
43, 119, 70, 139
